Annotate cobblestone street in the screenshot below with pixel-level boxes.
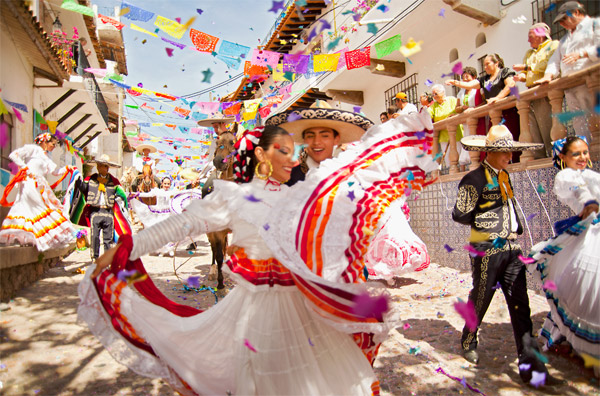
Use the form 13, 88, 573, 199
0, 238, 598, 396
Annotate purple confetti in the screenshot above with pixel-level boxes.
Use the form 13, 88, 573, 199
438, 8, 446, 17
425, 79, 433, 86
263, 223, 270, 231
415, 130, 426, 140
117, 269, 138, 282
492, 281, 502, 290
196, 8, 203, 15
347, 190, 356, 201
468, 53, 475, 60
485, 81, 492, 91
287, 112, 302, 122
308, 337, 314, 346
509, 86, 520, 99
526, 213, 538, 221
530, 371, 546, 388
519, 363, 532, 371
353, 106, 362, 114
187, 276, 201, 288
444, 244, 454, 253
244, 194, 262, 202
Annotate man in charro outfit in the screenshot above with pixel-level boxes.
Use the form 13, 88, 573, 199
452, 126, 563, 387
79, 155, 125, 261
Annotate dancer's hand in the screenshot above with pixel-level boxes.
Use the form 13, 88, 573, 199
579, 203, 599, 220
91, 244, 119, 278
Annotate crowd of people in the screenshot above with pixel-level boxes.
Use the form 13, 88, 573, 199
380, 1, 598, 171
0, 1, 598, 394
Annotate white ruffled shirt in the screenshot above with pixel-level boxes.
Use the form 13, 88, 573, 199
554, 168, 600, 214
9, 144, 67, 177
130, 178, 286, 261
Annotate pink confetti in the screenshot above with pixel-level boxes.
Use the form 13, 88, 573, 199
0, 123, 8, 148
518, 254, 536, 264
12, 107, 24, 123
464, 245, 486, 257
454, 299, 478, 331
542, 280, 557, 292
451, 62, 463, 76
403, 323, 412, 330
351, 291, 389, 320
166, 48, 174, 57
532, 27, 547, 37
244, 338, 258, 353
8, 162, 19, 175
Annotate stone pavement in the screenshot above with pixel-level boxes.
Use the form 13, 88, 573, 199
0, 237, 598, 396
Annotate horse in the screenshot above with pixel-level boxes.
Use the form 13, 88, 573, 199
136, 164, 158, 206
120, 167, 137, 193
201, 130, 236, 290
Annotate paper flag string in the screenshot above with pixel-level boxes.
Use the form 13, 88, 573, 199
312, 53, 340, 72
121, 2, 154, 22
282, 53, 309, 73
154, 15, 186, 39
374, 34, 402, 58
131, 23, 158, 37
3, 100, 27, 113
399, 38, 423, 57
98, 14, 125, 30
61, 0, 95, 17
345, 47, 371, 70
12, 107, 23, 123
218, 40, 251, 59
251, 49, 281, 67
190, 29, 220, 53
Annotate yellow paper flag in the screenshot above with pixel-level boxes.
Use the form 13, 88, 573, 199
313, 53, 340, 72
154, 15, 186, 39
273, 64, 295, 82
0, 98, 8, 115
130, 23, 158, 38
46, 120, 58, 134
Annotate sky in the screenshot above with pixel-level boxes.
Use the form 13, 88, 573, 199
90, 0, 281, 174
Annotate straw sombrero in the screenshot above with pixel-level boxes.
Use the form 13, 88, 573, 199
135, 144, 157, 155
461, 125, 544, 152
265, 102, 373, 143
88, 154, 121, 168
196, 113, 235, 127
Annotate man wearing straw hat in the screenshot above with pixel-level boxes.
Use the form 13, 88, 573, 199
76, 154, 129, 262
265, 102, 373, 186
452, 126, 563, 387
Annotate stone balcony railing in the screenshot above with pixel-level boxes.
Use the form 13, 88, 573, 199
432, 63, 600, 181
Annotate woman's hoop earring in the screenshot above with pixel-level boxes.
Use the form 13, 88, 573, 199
560, 159, 565, 170
588, 159, 593, 169
255, 160, 273, 180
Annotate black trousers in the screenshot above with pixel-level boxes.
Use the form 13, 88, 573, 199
461, 240, 533, 356
90, 208, 114, 259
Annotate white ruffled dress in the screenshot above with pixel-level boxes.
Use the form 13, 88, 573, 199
530, 168, 600, 359
78, 112, 438, 395
0, 144, 75, 251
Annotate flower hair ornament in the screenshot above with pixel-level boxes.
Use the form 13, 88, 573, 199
34, 132, 53, 145
233, 126, 264, 183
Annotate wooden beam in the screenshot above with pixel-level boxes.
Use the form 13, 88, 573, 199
366, 59, 406, 78
43, 89, 75, 116
57, 102, 85, 126
65, 114, 92, 135
325, 90, 365, 106
80, 131, 103, 149
72, 123, 96, 144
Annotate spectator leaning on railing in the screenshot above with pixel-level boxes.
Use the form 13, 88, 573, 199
430, 84, 463, 169
513, 23, 559, 159
536, 1, 600, 142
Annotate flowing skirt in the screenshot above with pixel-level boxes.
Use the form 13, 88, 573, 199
0, 175, 75, 251
365, 199, 430, 281
530, 214, 600, 358
78, 261, 379, 395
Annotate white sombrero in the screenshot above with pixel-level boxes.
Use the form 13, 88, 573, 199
88, 154, 121, 168
265, 102, 373, 143
461, 125, 544, 152
135, 144, 157, 155
196, 113, 236, 127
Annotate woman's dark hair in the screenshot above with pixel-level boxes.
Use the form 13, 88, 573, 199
560, 136, 588, 156
380, 112, 388, 118
161, 176, 172, 183
462, 66, 478, 79
234, 125, 290, 183
485, 53, 504, 69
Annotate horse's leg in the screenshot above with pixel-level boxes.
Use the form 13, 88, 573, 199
207, 232, 218, 281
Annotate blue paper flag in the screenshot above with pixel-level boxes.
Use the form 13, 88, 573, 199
121, 2, 155, 22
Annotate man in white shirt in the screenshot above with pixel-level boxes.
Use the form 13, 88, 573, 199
537, 1, 599, 141
393, 92, 418, 116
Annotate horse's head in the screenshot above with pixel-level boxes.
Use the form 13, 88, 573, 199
142, 164, 153, 180
213, 131, 236, 172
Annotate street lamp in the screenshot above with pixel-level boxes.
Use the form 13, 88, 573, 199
52, 16, 63, 33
